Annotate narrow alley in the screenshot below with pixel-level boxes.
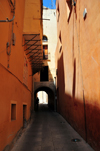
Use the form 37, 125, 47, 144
1, 0, 100, 151
11, 104, 94, 151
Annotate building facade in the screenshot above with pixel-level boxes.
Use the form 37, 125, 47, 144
34, 6, 57, 108
55, 0, 100, 151
42, 6, 57, 82
0, 0, 43, 150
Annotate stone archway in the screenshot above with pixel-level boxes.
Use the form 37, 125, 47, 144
34, 82, 55, 93
34, 86, 55, 110
34, 82, 55, 110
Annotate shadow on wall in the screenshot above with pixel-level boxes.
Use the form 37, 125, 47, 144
57, 52, 65, 114
72, 58, 76, 99
56, 52, 100, 151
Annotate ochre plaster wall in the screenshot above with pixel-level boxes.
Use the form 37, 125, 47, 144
55, 0, 100, 150
23, 0, 43, 40
0, 1, 32, 150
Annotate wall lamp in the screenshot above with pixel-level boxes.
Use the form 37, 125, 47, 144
72, 0, 76, 6
0, 0, 15, 22
0, 16, 15, 22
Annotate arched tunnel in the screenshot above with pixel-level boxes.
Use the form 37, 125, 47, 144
34, 86, 55, 111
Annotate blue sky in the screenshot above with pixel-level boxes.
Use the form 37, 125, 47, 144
43, 0, 56, 9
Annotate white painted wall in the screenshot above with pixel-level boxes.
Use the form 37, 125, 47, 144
43, 6, 57, 81
37, 7, 57, 105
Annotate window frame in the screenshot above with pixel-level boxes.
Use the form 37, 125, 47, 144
43, 45, 48, 60
42, 35, 48, 42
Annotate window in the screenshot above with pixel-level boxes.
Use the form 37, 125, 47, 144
57, 3, 60, 22
59, 31, 62, 53
43, 45, 48, 60
11, 104, 16, 121
66, 0, 72, 22
23, 105, 27, 120
56, 69, 58, 76
42, 35, 48, 42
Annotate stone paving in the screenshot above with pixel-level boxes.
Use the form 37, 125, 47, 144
11, 104, 94, 151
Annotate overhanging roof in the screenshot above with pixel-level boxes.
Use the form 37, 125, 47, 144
23, 34, 43, 75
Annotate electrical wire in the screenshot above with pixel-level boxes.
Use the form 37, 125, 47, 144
7, 0, 15, 56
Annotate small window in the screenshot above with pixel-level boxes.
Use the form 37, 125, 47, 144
56, 69, 58, 75
11, 104, 16, 121
66, 0, 72, 22
59, 31, 62, 53
23, 105, 27, 120
57, 3, 60, 22
42, 36, 48, 42
43, 45, 48, 60
59, 31, 62, 43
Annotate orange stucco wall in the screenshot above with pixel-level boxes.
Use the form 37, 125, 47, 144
0, 1, 33, 150
55, 0, 100, 151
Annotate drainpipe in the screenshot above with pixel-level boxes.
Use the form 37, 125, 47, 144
4, 0, 16, 59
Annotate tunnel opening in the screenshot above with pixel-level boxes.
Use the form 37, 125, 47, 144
34, 86, 55, 111
37, 91, 48, 104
